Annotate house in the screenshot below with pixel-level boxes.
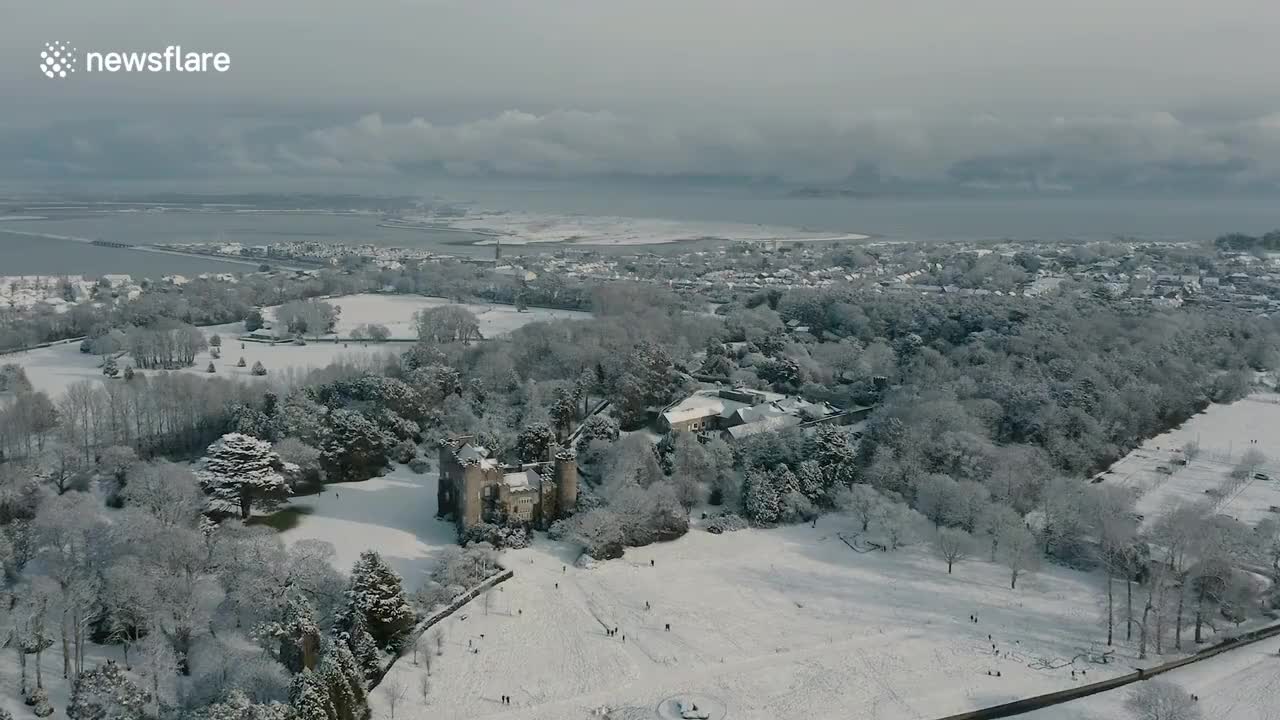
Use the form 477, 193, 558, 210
658, 387, 846, 441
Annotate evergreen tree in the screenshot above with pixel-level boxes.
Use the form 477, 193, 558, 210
289, 669, 337, 720
274, 595, 322, 674
102, 356, 119, 378
252, 361, 268, 376
340, 551, 416, 650
796, 460, 826, 504
743, 468, 782, 525
237, 357, 247, 368
516, 423, 556, 463
188, 690, 293, 720
318, 637, 369, 720
197, 433, 291, 520
771, 465, 800, 496
320, 410, 391, 483
207, 362, 217, 373
337, 614, 382, 682
813, 425, 858, 489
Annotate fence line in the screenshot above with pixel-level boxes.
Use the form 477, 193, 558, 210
930, 622, 1280, 720
368, 567, 515, 689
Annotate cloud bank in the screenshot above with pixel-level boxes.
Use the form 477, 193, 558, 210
5, 108, 1280, 192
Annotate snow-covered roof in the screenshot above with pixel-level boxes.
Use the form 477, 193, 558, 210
456, 443, 498, 468
503, 468, 542, 492
724, 414, 802, 440
662, 394, 750, 425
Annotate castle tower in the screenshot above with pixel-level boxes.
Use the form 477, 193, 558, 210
459, 461, 486, 528
554, 449, 578, 516
495, 236, 502, 261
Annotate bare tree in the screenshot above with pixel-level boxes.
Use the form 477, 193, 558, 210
1180, 441, 1200, 466
933, 528, 975, 574
385, 678, 409, 720
418, 673, 431, 704
836, 484, 886, 532
1093, 485, 1138, 646
1125, 680, 1202, 720
881, 502, 926, 550
998, 526, 1040, 589
481, 589, 493, 616
431, 627, 445, 656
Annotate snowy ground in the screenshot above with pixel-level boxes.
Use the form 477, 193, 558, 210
1098, 392, 1280, 527
5, 328, 397, 399
362, 523, 1133, 720
280, 294, 592, 340
279, 466, 457, 588
1025, 634, 1280, 720
270, 460, 1135, 720
396, 211, 870, 246
6, 295, 585, 399
0, 635, 123, 719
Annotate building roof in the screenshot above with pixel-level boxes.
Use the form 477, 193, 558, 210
661, 394, 751, 425
502, 468, 542, 492
723, 414, 802, 440
456, 443, 499, 469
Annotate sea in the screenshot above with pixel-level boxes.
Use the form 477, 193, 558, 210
2, 179, 1278, 276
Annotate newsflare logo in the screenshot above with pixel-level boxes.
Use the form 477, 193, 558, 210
39, 41, 231, 80
39, 41, 76, 79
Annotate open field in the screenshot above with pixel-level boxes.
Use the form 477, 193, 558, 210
274, 465, 1137, 720
367, 522, 1133, 720
279, 466, 458, 587
1097, 392, 1280, 527
4, 294, 588, 399
286, 293, 592, 340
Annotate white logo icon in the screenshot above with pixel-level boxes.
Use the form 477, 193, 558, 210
40, 41, 77, 79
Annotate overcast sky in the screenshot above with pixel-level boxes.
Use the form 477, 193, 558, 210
4, 0, 1279, 190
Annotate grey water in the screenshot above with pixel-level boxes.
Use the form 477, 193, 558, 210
2, 180, 1279, 276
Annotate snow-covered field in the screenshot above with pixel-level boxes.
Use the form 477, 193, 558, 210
1099, 392, 1280, 527
4, 329, 396, 398
5, 295, 587, 399
365, 522, 1132, 720
280, 466, 457, 587
281, 459, 1130, 720
290, 294, 592, 340
1026, 634, 1280, 720
397, 211, 869, 246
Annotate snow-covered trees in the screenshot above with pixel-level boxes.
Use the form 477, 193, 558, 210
561, 508, 625, 560
1126, 680, 1202, 720
339, 551, 416, 651
252, 361, 268, 377
197, 433, 291, 520
515, 423, 556, 463
998, 525, 1041, 589
67, 661, 149, 720
320, 410, 391, 483
743, 469, 782, 525
836, 484, 887, 532
413, 305, 480, 345
880, 503, 927, 550
575, 414, 619, 452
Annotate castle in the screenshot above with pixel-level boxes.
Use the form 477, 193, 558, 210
437, 435, 578, 531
